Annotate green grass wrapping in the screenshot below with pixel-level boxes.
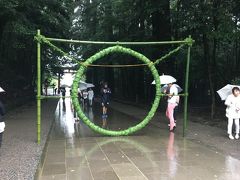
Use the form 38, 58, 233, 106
71, 45, 161, 136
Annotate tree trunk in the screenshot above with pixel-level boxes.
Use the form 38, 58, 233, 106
151, 0, 171, 41
150, 0, 172, 75
210, 38, 216, 119
203, 34, 215, 119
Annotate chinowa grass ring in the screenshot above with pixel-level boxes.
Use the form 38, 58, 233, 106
71, 45, 161, 136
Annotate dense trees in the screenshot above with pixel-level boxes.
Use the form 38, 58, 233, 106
0, 0, 73, 100
71, 0, 240, 117
1, 0, 240, 116
173, 0, 240, 116
71, 0, 174, 102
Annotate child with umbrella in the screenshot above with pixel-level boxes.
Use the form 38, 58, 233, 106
0, 87, 6, 147
224, 87, 240, 139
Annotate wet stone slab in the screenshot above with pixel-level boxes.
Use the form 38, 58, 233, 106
36, 98, 240, 180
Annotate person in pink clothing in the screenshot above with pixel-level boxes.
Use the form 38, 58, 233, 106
165, 83, 179, 132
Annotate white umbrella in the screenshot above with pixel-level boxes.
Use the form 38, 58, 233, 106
0, 87, 5, 93
87, 83, 95, 88
79, 81, 88, 90
60, 84, 71, 88
161, 84, 183, 93
217, 84, 240, 101
79, 84, 88, 91
152, 75, 177, 85
79, 81, 95, 90
80, 80, 87, 85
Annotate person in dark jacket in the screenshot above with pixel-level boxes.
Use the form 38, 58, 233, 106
61, 87, 66, 101
101, 83, 111, 127
0, 100, 6, 147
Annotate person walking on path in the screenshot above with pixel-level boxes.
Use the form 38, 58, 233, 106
88, 88, 94, 106
164, 85, 180, 126
71, 90, 80, 122
101, 82, 111, 127
54, 88, 57, 95
165, 83, 179, 132
61, 87, 66, 101
224, 87, 240, 140
0, 99, 6, 147
82, 90, 88, 107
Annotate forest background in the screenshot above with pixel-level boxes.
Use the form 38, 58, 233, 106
0, 0, 240, 118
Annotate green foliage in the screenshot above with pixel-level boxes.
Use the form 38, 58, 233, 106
71, 0, 172, 101
0, 0, 74, 95
1, 0, 240, 107
231, 78, 240, 85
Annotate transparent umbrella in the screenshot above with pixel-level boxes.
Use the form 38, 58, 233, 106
79, 81, 95, 90
79, 85, 88, 91
60, 84, 71, 88
152, 75, 177, 85
0, 87, 5, 93
217, 84, 240, 101
79, 81, 87, 90
161, 84, 183, 93
87, 83, 95, 88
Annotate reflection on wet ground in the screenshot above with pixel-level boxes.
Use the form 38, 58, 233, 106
37, 98, 240, 180
59, 97, 144, 137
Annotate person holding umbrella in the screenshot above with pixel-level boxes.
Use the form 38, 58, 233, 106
82, 90, 88, 108
166, 82, 179, 132
88, 88, 94, 106
224, 87, 240, 139
0, 87, 6, 147
162, 84, 182, 125
152, 74, 179, 132
61, 87, 66, 101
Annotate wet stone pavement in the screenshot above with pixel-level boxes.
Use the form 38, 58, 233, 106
36, 98, 240, 180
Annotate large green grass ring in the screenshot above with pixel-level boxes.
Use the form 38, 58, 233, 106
71, 45, 161, 136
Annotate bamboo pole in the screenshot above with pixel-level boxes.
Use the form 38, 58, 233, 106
41, 96, 70, 99
35, 30, 194, 138
45, 37, 189, 45
40, 94, 186, 100
183, 35, 192, 137
37, 29, 41, 144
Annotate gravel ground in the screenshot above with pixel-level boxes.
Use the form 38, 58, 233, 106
0, 99, 58, 180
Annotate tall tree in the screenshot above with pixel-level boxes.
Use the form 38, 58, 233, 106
0, 0, 73, 97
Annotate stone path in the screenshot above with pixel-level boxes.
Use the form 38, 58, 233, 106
36, 99, 240, 180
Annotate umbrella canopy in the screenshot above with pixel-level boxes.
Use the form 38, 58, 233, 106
217, 84, 240, 101
60, 84, 71, 88
79, 81, 95, 90
79, 85, 88, 91
152, 75, 177, 85
161, 84, 183, 93
79, 81, 88, 90
0, 87, 5, 93
87, 83, 95, 88
79, 80, 87, 85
